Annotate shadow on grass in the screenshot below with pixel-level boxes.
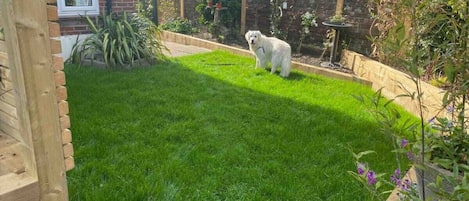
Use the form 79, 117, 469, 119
65, 52, 401, 201
284, 71, 309, 81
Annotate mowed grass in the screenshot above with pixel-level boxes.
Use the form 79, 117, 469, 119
65, 51, 410, 201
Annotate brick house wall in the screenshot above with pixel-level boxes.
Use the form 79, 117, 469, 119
59, 0, 138, 35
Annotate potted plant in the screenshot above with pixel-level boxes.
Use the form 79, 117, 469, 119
328, 14, 346, 25
327, 0, 347, 25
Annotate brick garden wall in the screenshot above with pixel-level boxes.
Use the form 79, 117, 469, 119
181, 0, 373, 55
243, 0, 373, 54
182, 0, 199, 24
110, 0, 138, 13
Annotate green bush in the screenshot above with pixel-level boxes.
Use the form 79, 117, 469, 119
159, 17, 197, 34
68, 12, 167, 69
367, 0, 468, 80
195, 1, 213, 25
195, 0, 240, 28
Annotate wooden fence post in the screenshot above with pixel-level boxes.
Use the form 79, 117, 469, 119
335, 0, 344, 16
241, 0, 246, 34
180, 0, 185, 18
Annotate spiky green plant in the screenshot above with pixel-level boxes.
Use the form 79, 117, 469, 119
68, 12, 167, 69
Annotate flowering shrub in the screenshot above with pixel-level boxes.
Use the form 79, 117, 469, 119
269, 0, 284, 39
350, 76, 469, 200
300, 11, 318, 34
350, 91, 469, 200
349, 150, 392, 200
349, 140, 421, 200
348, 88, 420, 200
351, 0, 468, 199
296, 11, 318, 53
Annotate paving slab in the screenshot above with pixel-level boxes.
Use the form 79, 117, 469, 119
163, 41, 212, 57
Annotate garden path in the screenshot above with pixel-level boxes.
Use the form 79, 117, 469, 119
163, 41, 212, 57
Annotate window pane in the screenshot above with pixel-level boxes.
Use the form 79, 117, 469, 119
65, 0, 92, 6
59, 0, 99, 17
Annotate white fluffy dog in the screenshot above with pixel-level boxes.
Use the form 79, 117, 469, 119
245, 30, 292, 77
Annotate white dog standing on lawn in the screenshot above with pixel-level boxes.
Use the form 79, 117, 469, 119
245, 30, 292, 77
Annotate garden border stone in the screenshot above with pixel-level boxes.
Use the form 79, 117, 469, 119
341, 50, 444, 122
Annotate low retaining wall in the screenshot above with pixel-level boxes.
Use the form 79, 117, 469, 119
341, 50, 444, 121
161, 31, 252, 57
161, 31, 371, 86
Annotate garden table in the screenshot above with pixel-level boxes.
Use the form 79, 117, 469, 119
321, 22, 352, 67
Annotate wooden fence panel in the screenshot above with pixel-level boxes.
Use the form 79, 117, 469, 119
0, 1, 40, 200
0, 0, 22, 152
0, 0, 71, 200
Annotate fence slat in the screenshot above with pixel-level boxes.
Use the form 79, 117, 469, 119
0, 41, 6, 52
0, 51, 8, 67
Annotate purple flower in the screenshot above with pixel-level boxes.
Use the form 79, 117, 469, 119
391, 176, 401, 185
407, 152, 413, 160
357, 163, 366, 175
366, 171, 377, 185
400, 139, 408, 148
394, 168, 401, 176
390, 168, 401, 185
447, 106, 454, 113
400, 179, 411, 191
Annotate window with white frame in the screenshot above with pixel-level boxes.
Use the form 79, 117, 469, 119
58, 0, 100, 17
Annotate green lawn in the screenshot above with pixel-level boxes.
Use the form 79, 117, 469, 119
65, 51, 411, 201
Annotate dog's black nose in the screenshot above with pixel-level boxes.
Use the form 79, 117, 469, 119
250, 39, 255, 44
